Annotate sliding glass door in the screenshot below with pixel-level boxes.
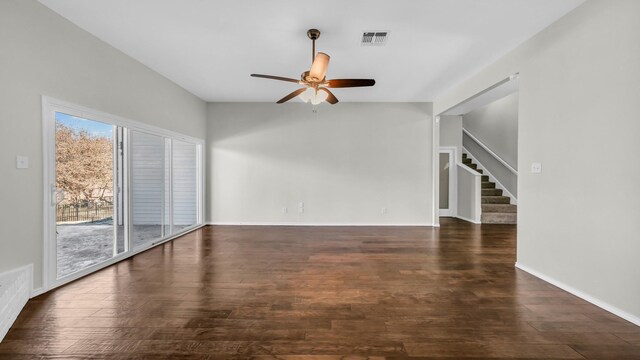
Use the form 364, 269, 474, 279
54, 112, 121, 278
130, 131, 168, 248
44, 97, 203, 288
130, 133, 201, 248
172, 140, 198, 233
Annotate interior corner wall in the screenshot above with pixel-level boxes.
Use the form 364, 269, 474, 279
435, 0, 640, 322
207, 102, 434, 225
0, 0, 207, 290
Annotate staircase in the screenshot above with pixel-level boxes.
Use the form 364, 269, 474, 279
462, 153, 517, 224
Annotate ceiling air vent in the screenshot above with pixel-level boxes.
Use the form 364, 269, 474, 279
361, 31, 389, 46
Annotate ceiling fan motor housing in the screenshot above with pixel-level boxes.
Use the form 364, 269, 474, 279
307, 29, 321, 40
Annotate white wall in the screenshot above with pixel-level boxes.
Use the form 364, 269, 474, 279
0, 0, 207, 289
463, 92, 519, 168
457, 164, 481, 224
435, 0, 640, 322
439, 115, 463, 162
207, 102, 433, 225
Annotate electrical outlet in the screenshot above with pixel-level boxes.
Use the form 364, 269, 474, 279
282, 207, 288, 214
16, 156, 29, 169
531, 162, 542, 174
298, 202, 304, 214
381, 207, 388, 215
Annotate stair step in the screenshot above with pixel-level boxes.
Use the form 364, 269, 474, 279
482, 212, 517, 224
466, 163, 478, 170
481, 181, 496, 189
462, 153, 468, 159
482, 196, 510, 204
482, 204, 517, 213
482, 188, 503, 196
476, 169, 483, 174
462, 158, 472, 165
481, 175, 489, 182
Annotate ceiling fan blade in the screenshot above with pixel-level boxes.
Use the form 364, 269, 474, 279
327, 79, 376, 88
251, 74, 300, 83
318, 88, 339, 104
277, 87, 308, 104
308, 52, 330, 81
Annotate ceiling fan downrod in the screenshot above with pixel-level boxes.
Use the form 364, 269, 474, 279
307, 28, 321, 64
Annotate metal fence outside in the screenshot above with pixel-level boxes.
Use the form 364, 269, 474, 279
56, 203, 113, 223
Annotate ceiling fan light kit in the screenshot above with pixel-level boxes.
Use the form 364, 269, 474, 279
250, 29, 375, 106
299, 87, 329, 105
308, 52, 330, 82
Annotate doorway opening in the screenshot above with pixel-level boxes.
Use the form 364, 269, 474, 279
435, 74, 519, 224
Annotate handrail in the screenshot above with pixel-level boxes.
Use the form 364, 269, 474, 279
462, 128, 518, 176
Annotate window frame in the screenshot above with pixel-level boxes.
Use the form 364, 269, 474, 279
41, 96, 204, 293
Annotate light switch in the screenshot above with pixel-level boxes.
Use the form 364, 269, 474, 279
531, 162, 542, 174
16, 156, 29, 169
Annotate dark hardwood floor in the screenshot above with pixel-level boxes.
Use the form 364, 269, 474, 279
1, 218, 639, 359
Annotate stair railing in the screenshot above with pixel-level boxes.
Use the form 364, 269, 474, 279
462, 128, 518, 176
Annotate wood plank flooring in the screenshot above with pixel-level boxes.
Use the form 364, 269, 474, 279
1, 218, 639, 359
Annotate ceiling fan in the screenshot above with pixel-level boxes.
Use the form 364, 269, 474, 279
251, 29, 375, 105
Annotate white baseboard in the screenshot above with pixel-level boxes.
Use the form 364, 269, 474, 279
515, 262, 640, 327
208, 222, 434, 227
31, 287, 45, 297
0, 264, 33, 343
455, 215, 482, 224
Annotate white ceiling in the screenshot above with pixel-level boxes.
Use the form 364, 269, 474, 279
39, 0, 584, 103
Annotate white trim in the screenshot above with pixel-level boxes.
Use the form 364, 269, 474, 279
438, 147, 458, 217
432, 116, 440, 227
463, 147, 518, 205
436, 75, 516, 116
455, 215, 482, 224
455, 162, 483, 223
207, 222, 434, 227
111, 127, 118, 257
515, 262, 640, 327
197, 143, 205, 226
41, 97, 54, 295
0, 265, 33, 342
41, 96, 205, 294
31, 287, 45, 297
463, 129, 518, 176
